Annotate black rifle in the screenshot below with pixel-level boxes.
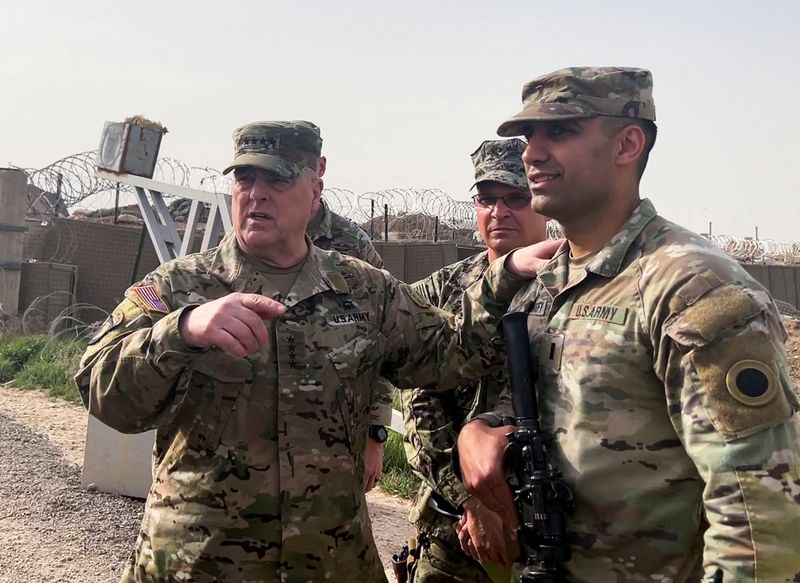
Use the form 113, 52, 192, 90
502, 312, 573, 582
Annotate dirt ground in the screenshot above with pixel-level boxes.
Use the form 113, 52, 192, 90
784, 318, 800, 389
0, 385, 413, 583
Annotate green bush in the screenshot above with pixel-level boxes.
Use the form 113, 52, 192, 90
0, 356, 16, 383
380, 428, 420, 499
0, 335, 48, 382
9, 336, 86, 404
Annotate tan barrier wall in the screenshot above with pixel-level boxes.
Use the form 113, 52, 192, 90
18, 262, 78, 329
742, 264, 800, 311
22, 219, 160, 315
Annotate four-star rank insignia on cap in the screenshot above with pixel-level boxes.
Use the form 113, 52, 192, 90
725, 359, 779, 406
126, 284, 170, 314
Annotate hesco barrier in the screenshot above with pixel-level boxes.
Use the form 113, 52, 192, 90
742, 264, 800, 312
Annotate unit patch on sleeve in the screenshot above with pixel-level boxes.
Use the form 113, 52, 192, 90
126, 284, 170, 314
725, 359, 779, 406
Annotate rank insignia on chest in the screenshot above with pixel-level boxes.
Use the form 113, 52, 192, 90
327, 311, 370, 326
569, 303, 627, 325
126, 284, 170, 314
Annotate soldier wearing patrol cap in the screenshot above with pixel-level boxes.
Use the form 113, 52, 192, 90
457, 67, 800, 582
75, 120, 561, 583
401, 138, 547, 583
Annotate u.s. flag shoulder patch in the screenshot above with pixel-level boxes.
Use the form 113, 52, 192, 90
126, 284, 170, 314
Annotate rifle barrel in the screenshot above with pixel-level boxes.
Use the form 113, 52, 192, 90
502, 312, 540, 420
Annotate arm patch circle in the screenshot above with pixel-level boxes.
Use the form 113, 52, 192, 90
725, 360, 778, 406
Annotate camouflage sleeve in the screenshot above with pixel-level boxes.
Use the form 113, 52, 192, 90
368, 377, 394, 426
356, 236, 392, 426
471, 392, 515, 428
410, 268, 445, 308
360, 240, 384, 270
379, 255, 526, 392
74, 271, 210, 434
401, 387, 472, 507
401, 267, 469, 507
657, 278, 800, 581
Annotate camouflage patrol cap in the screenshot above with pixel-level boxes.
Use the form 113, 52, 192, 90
222, 120, 323, 178
470, 139, 527, 190
497, 67, 656, 137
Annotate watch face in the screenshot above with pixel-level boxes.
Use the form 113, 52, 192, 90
370, 425, 388, 443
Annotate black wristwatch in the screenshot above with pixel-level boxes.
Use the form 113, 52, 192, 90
368, 424, 389, 444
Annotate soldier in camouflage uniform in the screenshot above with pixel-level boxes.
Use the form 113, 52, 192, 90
401, 139, 547, 582
75, 120, 558, 583
307, 198, 383, 269
456, 67, 800, 582
304, 135, 391, 492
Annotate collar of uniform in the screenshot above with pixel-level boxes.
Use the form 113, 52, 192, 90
306, 199, 334, 243
465, 250, 492, 282
282, 239, 350, 308
584, 198, 658, 277
207, 232, 350, 302
208, 232, 245, 287
536, 241, 571, 297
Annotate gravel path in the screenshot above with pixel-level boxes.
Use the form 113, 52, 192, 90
0, 410, 143, 583
0, 387, 413, 582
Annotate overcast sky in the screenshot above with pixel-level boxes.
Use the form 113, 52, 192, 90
2, 0, 798, 240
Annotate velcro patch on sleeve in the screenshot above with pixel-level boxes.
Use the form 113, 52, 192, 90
126, 284, 170, 314
666, 283, 761, 348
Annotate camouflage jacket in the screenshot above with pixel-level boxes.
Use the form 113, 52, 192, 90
479, 199, 800, 582
307, 199, 384, 269
307, 198, 392, 426
402, 250, 513, 541
75, 232, 526, 583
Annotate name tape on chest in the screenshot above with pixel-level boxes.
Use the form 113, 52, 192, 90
327, 311, 370, 326
569, 303, 628, 325
531, 298, 549, 317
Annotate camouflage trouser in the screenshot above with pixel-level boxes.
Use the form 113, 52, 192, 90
413, 534, 494, 583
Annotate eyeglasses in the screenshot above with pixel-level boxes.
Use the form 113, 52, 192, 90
472, 194, 532, 210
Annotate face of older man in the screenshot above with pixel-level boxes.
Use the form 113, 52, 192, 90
232, 166, 321, 266
473, 181, 547, 260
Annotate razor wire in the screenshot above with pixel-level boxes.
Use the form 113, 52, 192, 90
707, 235, 800, 265
15, 150, 233, 217
13, 151, 800, 261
